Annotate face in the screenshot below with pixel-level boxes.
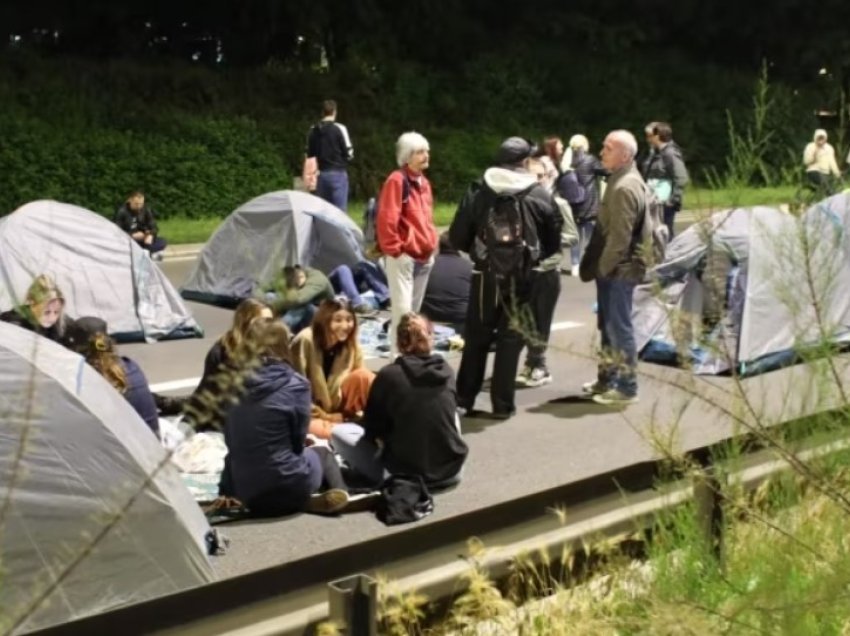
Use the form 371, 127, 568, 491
601, 135, 625, 172
645, 131, 659, 149
407, 148, 430, 173
294, 270, 307, 288
816, 136, 827, 146
328, 309, 355, 345
129, 195, 145, 212
527, 159, 546, 182
556, 140, 564, 156
37, 299, 63, 328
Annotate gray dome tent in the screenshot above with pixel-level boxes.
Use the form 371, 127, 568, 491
0, 200, 202, 342
634, 193, 850, 375
0, 322, 215, 634
180, 190, 365, 307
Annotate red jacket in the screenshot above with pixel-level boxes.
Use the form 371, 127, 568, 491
376, 167, 438, 261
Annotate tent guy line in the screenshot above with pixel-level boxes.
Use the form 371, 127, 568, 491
148, 321, 585, 394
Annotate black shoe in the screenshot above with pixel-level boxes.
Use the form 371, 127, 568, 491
487, 410, 515, 421
154, 393, 186, 416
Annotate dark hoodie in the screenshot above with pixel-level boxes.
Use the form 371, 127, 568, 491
220, 359, 316, 511
363, 353, 468, 484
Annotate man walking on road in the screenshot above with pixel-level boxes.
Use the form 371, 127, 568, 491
305, 99, 354, 211
581, 130, 646, 406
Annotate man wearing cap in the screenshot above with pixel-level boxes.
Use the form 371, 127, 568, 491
581, 130, 646, 406
803, 129, 841, 194
448, 137, 562, 420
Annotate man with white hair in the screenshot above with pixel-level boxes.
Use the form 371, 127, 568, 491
568, 133, 603, 276
581, 130, 646, 406
376, 131, 438, 353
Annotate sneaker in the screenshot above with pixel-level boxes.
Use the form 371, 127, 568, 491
305, 488, 350, 514
353, 303, 378, 318
524, 367, 552, 388
515, 365, 532, 386
582, 380, 608, 395
571, 264, 579, 277
592, 389, 638, 406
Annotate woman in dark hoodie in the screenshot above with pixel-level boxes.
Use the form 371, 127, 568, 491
331, 312, 468, 489
221, 320, 351, 516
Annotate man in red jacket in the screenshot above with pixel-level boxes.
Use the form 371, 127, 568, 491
376, 131, 439, 354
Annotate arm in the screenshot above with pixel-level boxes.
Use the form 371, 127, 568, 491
289, 381, 312, 453
114, 207, 136, 235
598, 187, 642, 278
803, 143, 817, 167
537, 194, 564, 260
375, 172, 405, 257
556, 171, 586, 206
337, 123, 354, 161
362, 370, 392, 441
662, 150, 689, 206
288, 269, 333, 306
305, 125, 318, 159
143, 208, 159, 236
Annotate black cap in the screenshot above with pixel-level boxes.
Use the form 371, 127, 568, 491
495, 137, 538, 166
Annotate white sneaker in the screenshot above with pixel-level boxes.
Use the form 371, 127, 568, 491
592, 389, 638, 406
524, 367, 553, 387
515, 365, 532, 386
582, 380, 608, 395
571, 264, 579, 277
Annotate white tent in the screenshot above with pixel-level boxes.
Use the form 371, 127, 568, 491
0, 200, 202, 342
635, 193, 850, 375
0, 322, 216, 634
181, 190, 364, 306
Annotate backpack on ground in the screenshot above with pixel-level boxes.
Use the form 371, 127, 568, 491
480, 185, 539, 282
363, 170, 410, 260
634, 180, 669, 269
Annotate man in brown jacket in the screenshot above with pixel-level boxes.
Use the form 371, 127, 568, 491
581, 130, 646, 406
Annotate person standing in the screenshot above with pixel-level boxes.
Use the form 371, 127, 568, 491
305, 99, 354, 211
376, 131, 439, 354
803, 129, 841, 194
568, 134, 602, 277
449, 137, 562, 419
581, 130, 647, 406
641, 122, 689, 239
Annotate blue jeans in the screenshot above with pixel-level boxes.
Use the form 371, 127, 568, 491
316, 170, 349, 212
331, 423, 463, 489
282, 304, 316, 334
596, 277, 638, 396
329, 263, 390, 308
570, 221, 595, 266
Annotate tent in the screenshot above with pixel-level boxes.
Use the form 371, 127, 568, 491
634, 193, 850, 375
0, 322, 216, 634
0, 200, 202, 342
180, 190, 365, 307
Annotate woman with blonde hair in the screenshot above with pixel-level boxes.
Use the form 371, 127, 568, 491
65, 316, 159, 437
1, 274, 73, 342
290, 296, 375, 439
331, 312, 467, 488
220, 320, 351, 516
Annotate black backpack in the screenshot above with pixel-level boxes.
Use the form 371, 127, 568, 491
480, 185, 539, 282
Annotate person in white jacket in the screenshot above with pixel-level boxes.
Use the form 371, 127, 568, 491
803, 129, 840, 194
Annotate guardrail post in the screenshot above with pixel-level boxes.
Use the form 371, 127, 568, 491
692, 469, 725, 567
328, 574, 378, 636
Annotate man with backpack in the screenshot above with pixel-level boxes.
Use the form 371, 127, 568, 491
449, 137, 563, 419
580, 130, 648, 406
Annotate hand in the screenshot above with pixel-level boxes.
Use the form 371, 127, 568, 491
144, 233, 154, 245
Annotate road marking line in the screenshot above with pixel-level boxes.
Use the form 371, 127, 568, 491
551, 321, 583, 331
150, 377, 202, 393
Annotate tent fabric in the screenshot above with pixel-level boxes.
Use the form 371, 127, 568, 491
0, 200, 202, 342
0, 322, 215, 634
180, 191, 365, 306
634, 193, 850, 375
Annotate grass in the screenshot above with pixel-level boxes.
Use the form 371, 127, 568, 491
158, 185, 802, 245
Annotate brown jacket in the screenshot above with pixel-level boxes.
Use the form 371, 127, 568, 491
290, 326, 364, 415
595, 163, 646, 281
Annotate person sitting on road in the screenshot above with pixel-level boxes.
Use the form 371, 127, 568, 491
328, 261, 389, 316
114, 190, 167, 260
220, 320, 351, 516
420, 232, 472, 335
331, 312, 468, 489
290, 296, 375, 440
65, 316, 160, 438
265, 265, 335, 335
1, 274, 74, 343
174, 298, 275, 430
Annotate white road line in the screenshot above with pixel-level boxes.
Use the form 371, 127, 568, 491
551, 320, 583, 331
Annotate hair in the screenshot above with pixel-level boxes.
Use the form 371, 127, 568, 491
84, 332, 128, 394
814, 128, 828, 141
23, 274, 67, 333
396, 131, 430, 167
397, 312, 433, 356
608, 130, 638, 160
322, 99, 337, 117
283, 265, 304, 288
252, 320, 293, 366
542, 136, 563, 165
312, 297, 359, 355
438, 231, 459, 256
569, 134, 590, 152
221, 298, 272, 359
127, 190, 145, 200
645, 121, 673, 143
